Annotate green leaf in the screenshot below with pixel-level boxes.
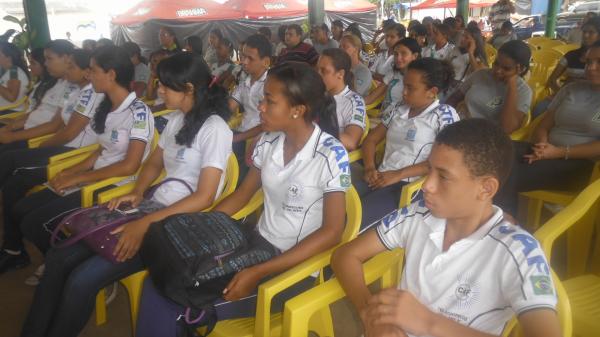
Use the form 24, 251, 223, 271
19, 18, 27, 27
3, 15, 21, 26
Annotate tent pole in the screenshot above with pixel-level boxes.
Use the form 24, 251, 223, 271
456, 0, 469, 20
545, 0, 559, 38
22, 0, 51, 49
308, 0, 325, 26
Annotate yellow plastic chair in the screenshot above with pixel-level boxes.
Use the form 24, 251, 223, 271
282, 248, 404, 337
28, 133, 55, 148
92, 153, 240, 330
509, 110, 532, 141
484, 43, 497, 65
347, 139, 385, 165
530, 50, 562, 86
398, 177, 425, 208
152, 108, 175, 118
552, 44, 579, 55
537, 39, 566, 51
526, 36, 550, 50
228, 106, 243, 130
535, 178, 600, 337
365, 81, 384, 118
207, 186, 362, 337
348, 117, 370, 163
0, 95, 29, 113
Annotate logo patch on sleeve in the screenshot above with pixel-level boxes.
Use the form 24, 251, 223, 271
530, 275, 554, 295
340, 174, 351, 188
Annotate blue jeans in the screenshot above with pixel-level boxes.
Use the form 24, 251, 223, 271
20, 242, 144, 337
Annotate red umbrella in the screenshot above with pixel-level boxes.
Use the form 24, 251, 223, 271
227, 0, 376, 19
112, 0, 244, 25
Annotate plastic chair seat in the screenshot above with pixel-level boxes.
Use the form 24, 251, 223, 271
211, 314, 282, 337
563, 275, 600, 337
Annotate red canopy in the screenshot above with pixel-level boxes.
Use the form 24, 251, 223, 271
113, 0, 377, 23
412, 0, 496, 10
112, 0, 244, 25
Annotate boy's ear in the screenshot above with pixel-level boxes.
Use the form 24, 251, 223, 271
478, 175, 499, 201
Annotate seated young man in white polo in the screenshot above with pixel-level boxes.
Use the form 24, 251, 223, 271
332, 118, 561, 337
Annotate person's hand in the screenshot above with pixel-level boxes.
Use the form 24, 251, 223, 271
364, 167, 379, 186
523, 142, 564, 164
48, 172, 79, 194
107, 192, 144, 211
363, 288, 435, 336
369, 171, 402, 190
223, 266, 263, 301
111, 217, 151, 262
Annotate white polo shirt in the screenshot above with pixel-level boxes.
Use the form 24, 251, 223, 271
153, 111, 232, 206
0, 66, 29, 109
369, 51, 394, 76
378, 101, 459, 182
333, 86, 367, 134
382, 70, 404, 110
25, 79, 77, 129
422, 42, 456, 61
93, 92, 154, 170
376, 202, 557, 337
252, 125, 350, 252
64, 83, 104, 149
231, 70, 267, 132
210, 61, 239, 79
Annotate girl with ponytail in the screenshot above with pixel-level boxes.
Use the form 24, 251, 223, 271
134, 61, 349, 337
357, 57, 460, 228
318, 48, 367, 151
18, 45, 155, 337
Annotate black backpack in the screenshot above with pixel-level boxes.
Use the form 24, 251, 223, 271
140, 211, 278, 336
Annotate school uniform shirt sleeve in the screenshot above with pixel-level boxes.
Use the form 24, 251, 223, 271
381, 104, 397, 128
516, 79, 533, 114
376, 201, 426, 250
432, 104, 460, 133
230, 83, 243, 105
251, 132, 274, 170
353, 64, 373, 97
347, 92, 367, 130
498, 228, 558, 315
73, 87, 103, 119
129, 101, 153, 143
194, 116, 233, 171
318, 134, 350, 193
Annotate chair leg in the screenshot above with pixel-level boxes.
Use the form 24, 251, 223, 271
119, 271, 148, 336
309, 306, 335, 337
95, 289, 107, 325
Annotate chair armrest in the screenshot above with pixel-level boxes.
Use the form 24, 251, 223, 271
398, 177, 425, 208
0, 111, 25, 120
281, 249, 404, 337
231, 190, 264, 220
49, 144, 99, 164
0, 95, 28, 112
47, 152, 94, 180
28, 133, 55, 148
96, 182, 137, 204
152, 109, 175, 118
80, 176, 135, 207
348, 150, 362, 163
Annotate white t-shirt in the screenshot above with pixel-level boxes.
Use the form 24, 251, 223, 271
422, 42, 456, 61
134, 63, 150, 84
0, 66, 29, 109
93, 92, 154, 170
153, 112, 232, 206
352, 63, 373, 97
24, 79, 77, 129
64, 83, 104, 149
378, 101, 459, 182
376, 202, 557, 337
252, 125, 350, 251
382, 70, 404, 109
369, 51, 394, 76
459, 69, 532, 122
231, 70, 267, 132
333, 86, 367, 134
210, 62, 238, 79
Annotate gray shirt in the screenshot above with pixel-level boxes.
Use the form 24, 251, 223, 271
459, 69, 531, 122
313, 39, 339, 54
352, 63, 372, 97
548, 81, 600, 147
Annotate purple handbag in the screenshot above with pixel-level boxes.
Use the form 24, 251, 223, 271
50, 178, 193, 263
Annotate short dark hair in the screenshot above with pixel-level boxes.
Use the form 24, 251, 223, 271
278, 25, 288, 40
435, 119, 514, 185
498, 40, 531, 76
443, 17, 457, 28
410, 23, 428, 37
245, 34, 272, 59
122, 41, 142, 58
287, 24, 303, 36
433, 23, 451, 38
408, 57, 454, 91
386, 23, 406, 38
332, 20, 344, 29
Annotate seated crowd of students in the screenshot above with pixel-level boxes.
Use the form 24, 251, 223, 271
0, 14, 595, 337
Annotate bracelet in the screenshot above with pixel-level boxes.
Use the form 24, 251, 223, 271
564, 145, 570, 160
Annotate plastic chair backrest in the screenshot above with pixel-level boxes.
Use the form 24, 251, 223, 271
398, 177, 425, 208
359, 116, 370, 145
210, 153, 239, 206
552, 44, 579, 55
530, 50, 562, 84
485, 44, 497, 64
537, 39, 566, 50
0, 95, 29, 112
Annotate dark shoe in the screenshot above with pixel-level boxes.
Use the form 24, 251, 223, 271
0, 250, 30, 274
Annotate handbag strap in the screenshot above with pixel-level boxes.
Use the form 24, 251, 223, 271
50, 205, 104, 248
145, 177, 194, 199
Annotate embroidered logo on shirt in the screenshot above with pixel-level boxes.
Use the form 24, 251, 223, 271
176, 148, 186, 161
340, 174, 351, 188
287, 183, 303, 200
405, 128, 417, 141
110, 129, 119, 143
452, 274, 480, 310
353, 114, 364, 123
530, 275, 554, 295
486, 96, 503, 108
